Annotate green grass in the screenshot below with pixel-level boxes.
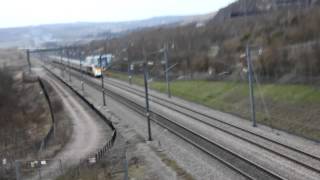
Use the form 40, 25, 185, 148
109, 71, 320, 141
109, 71, 144, 86
259, 84, 320, 104
110, 71, 320, 104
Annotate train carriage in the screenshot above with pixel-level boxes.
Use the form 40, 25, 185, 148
51, 54, 112, 78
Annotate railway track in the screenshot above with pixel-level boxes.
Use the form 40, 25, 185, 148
48, 62, 320, 179
103, 77, 320, 173
49, 65, 285, 180
101, 80, 286, 180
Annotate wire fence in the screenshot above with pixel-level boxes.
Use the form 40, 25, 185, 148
1, 64, 119, 180
0, 75, 58, 180
32, 66, 119, 179
37, 78, 56, 151
56, 148, 127, 180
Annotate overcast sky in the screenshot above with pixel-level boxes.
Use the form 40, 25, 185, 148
0, 0, 235, 28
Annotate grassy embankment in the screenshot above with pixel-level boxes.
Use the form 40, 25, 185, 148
109, 71, 320, 141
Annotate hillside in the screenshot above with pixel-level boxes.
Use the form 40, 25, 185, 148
80, 0, 320, 85
213, 0, 315, 21
0, 49, 73, 179
0, 16, 199, 48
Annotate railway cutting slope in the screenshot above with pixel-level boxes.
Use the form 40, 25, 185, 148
28, 68, 111, 180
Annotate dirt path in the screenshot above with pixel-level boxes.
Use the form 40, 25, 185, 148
28, 69, 110, 180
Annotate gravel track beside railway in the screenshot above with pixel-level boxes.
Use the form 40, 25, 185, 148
29, 68, 111, 180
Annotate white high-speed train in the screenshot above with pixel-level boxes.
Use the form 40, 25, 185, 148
51, 55, 112, 77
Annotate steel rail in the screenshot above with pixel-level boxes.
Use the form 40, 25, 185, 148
48, 63, 286, 180
104, 77, 320, 173
52, 60, 320, 174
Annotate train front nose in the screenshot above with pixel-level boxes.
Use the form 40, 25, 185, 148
95, 67, 102, 77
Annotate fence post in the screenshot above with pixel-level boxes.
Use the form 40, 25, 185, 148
80, 58, 85, 94
60, 51, 65, 78
67, 53, 72, 83
100, 55, 106, 106
246, 44, 257, 127
78, 159, 81, 177
123, 150, 128, 180
164, 43, 171, 98
26, 49, 32, 73
38, 163, 42, 180
15, 161, 21, 180
59, 159, 63, 175
143, 62, 152, 141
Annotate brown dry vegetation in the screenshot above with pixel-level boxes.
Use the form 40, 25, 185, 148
0, 68, 51, 179
0, 50, 72, 179
77, 3, 320, 84
66, 2, 320, 141
0, 50, 50, 159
